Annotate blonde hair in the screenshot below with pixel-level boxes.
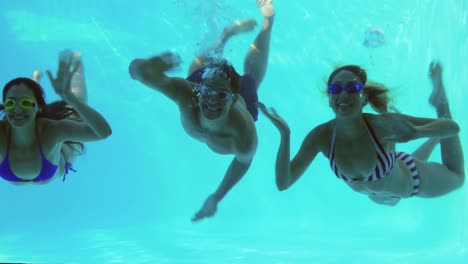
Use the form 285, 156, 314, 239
363, 81, 391, 114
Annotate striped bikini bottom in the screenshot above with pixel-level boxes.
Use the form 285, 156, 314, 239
396, 152, 420, 196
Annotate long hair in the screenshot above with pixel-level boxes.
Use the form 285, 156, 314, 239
362, 81, 391, 114
327, 65, 391, 114
1, 77, 85, 154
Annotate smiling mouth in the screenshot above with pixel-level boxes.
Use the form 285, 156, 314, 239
337, 103, 351, 107
203, 104, 222, 112
10, 115, 27, 120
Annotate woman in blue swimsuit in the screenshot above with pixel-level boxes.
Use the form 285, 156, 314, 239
0, 49, 112, 184
260, 61, 464, 205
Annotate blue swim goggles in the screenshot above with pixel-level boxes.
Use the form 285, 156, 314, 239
328, 81, 364, 95
198, 84, 234, 101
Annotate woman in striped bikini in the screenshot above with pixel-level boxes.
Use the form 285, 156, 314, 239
259, 62, 464, 205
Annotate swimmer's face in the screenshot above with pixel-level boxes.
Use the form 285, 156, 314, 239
328, 70, 367, 117
198, 75, 237, 120
4, 83, 41, 127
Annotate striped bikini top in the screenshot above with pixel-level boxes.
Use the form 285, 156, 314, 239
328, 118, 397, 182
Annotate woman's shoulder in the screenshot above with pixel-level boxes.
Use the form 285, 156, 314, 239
304, 121, 333, 150
364, 112, 400, 120
313, 120, 334, 135
363, 112, 379, 120
36, 118, 66, 147
364, 112, 402, 125
36, 118, 61, 134
362, 113, 395, 138
37, 117, 54, 126
363, 112, 389, 126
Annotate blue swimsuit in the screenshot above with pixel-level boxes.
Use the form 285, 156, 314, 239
0, 126, 75, 183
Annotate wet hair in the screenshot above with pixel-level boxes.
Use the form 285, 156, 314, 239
361, 81, 391, 114
327, 65, 367, 86
1, 77, 85, 154
327, 65, 391, 114
2, 78, 47, 112
201, 59, 241, 93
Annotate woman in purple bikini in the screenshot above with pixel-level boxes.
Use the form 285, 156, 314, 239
260, 62, 464, 205
0, 49, 112, 184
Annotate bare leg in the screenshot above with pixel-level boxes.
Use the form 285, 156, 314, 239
411, 138, 440, 161
416, 62, 464, 197
428, 62, 464, 178
70, 52, 88, 104
32, 70, 42, 82
391, 90, 440, 162
243, 0, 275, 90
188, 19, 257, 76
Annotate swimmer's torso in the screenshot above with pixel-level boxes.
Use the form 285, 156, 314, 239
318, 118, 414, 197
0, 119, 66, 183
178, 100, 253, 155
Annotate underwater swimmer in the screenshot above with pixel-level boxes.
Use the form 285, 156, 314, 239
0, 50, 112, 184
260, 61, 464, 205
129, 0, 275, 222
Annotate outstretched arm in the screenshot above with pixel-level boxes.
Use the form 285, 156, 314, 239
259, 103, 321, 191
191, 157, 254, 222
192, 123, 258, 222
276, 127, 322, 190
129, 52, 193, 104
377, 113, 459, 143
46, 50, 112, 142
216, 157, 252, 199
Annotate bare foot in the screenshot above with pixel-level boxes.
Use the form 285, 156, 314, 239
32, 70, 42, 82
69, 51, 88, 104
428, 61, 447, 108
70, 51, 82, 65
223, 19, 257, 38
256, 0, 275, 17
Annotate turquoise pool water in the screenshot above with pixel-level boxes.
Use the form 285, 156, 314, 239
0, 0, 467, 263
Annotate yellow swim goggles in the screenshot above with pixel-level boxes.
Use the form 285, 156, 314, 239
3, 98, 36, 110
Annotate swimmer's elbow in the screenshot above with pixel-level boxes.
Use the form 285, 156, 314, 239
100, 127, 112, 139
453, 121, 461, 134
276, 178, 291, 191
276, 169, 297, 191
96, 121, 113, 139
455, 174, 465, 190
277, 184, 288, 191
129, 59, 143, 80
